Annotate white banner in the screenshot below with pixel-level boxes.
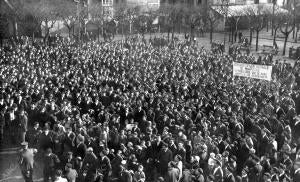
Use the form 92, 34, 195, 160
233, 62, 272, 81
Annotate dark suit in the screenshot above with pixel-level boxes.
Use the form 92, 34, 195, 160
119, 169, 133, 182
38, 131, 54, 151
217, 141, 226, 154
75, 142, 87, 159
98, 156, 112, 182
43, 153, 60, 182
176, 148, 186, 164
152, 141, 163, 160
275, 107, 285, 119
62, 132, 75, 153
158, 149, 173, 176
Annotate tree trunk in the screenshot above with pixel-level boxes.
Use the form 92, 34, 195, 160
271, 3, 274, 36
250, 29, 253, 45
293, 24, 295, 39
129, 21, 132, 35
231, 29, 234, 42
68, 28, 72, 39
295, 26, 298, 43
121, 23, 124, 38
13, 17, 18, 38
98, 27, 100, 42
283, 34, 288, 56
273, 27, 277, 46
256, 30, 259, 51
32, 32, 35, 45
179, 23, 181, 34
172, 26, 175, 41
190, 25, 193, 41
210, 26, 213, 43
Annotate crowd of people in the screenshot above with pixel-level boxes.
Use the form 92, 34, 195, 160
1, 35, 300, 182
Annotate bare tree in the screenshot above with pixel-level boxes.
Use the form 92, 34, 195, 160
280, 13, 295, 55
272, 11, 285, 47
182, 6, 203, 41
89, 2, 105, 40
57, 0, 77, 39
294, 2, 300, 42
295, 14, 300, 43
115, 5, 128, 37
245, 5, 268, 51
127, 6, 141, 35
159, 3, 183, 41
134, 15, 148, 38
23, 0, 60, 44
145, 10, 157, 37
2, 0, 23, 38
271, 0, 277, 35
226, 8, 243, 43
206, 8, 218, 43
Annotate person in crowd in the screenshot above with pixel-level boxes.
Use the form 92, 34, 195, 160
19, 107, 28, 143
98, 150, 112, 182
64, 163, 78, 182
165, 161, 180, 182
43, 147, 60, 182
133, 164, 146, 182
18, 141, 37, 182
53, 169, 68, 182
158, 143, 173, 177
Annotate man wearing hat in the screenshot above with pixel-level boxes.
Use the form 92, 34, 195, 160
98, 150, 112, 182
39, 123, 54, 151
26, 122, 41, 148
158, 142, 173, 177
18, 107, 28, 143
82, 147, 98, 182
44, 147, 60, 182
75, 134, 87, 160
19, 141, 37, 182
